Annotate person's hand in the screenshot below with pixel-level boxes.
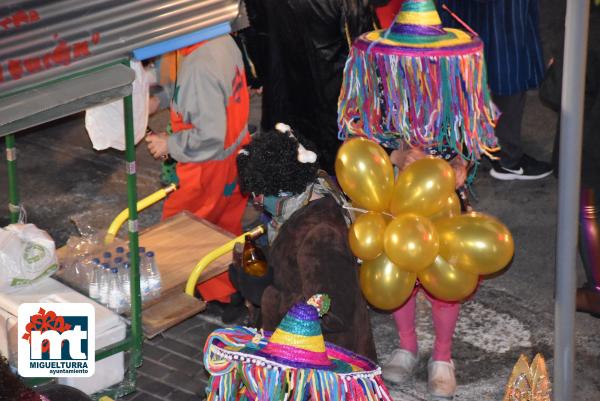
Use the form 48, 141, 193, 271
148, 95, 161, 115
228, 263, 273, 306
145, 131, 169, 159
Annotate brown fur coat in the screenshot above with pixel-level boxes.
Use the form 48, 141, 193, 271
260, 196, 378, 362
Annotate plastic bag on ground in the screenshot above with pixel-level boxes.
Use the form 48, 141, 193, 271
0, 224, 58, 292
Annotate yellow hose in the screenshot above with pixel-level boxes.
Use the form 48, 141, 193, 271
104, 184, 177, 244
185, 225, 265, 296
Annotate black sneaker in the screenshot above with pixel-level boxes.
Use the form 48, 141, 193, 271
490, 154, 553, 180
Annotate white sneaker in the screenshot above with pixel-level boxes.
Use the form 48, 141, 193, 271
427, 359, 456, 399
382, 349, 417, 384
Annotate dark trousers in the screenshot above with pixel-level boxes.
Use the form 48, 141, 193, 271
492, 92, 526, 167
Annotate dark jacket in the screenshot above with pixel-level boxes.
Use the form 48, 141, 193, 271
261, 0, 379, 173
261, 196, 378, 362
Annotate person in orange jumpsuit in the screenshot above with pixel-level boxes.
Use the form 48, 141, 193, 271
146, 35, 251, 236
146, 35, 251, 304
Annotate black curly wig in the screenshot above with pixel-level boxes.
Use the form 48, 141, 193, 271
237, 129, 319, 196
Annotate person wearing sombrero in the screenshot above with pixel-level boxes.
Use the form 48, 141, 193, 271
231, 125, 377, 362
203, 294, 392, 400
338, 0, 499, 169
337, 0, 502, 398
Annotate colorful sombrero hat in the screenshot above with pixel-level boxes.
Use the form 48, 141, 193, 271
338, 0, 499, 161
203, 294, 391, 401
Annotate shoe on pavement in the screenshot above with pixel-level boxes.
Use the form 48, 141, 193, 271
576, 286, 600, 318
489, 154, 553, 181
382, 349, 417, 384
427, 359, 456, 399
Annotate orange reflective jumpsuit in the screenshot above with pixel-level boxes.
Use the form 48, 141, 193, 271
162, 36, 251, 236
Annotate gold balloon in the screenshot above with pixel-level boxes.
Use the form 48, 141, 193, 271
418, 256, 479, 302
335, 138, 394, 212
360, 253, 416, 310
383, 214, 439, 273
390, 157, 456, 217
349, 212, 387, 260
436, 212, 515, 275
428, 192, 462, 222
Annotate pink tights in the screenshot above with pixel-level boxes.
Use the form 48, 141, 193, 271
392, 290, 460, 362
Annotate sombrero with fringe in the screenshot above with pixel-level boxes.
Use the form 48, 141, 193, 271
203, 294, 391, 401
338, 0, 499, 161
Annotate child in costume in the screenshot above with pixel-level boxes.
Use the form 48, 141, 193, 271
145, 35, 251, 236
231, 125, 378, 361
382, 148, 468, 398
337, 0, 501, 397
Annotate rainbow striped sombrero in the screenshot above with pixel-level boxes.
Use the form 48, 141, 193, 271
338, 0, 499, 161
203, 294, 391, 401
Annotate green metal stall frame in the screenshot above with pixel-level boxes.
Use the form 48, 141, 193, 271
1, 60, 143, 399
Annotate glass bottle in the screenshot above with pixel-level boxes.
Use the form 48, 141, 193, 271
242, 235, 268, 277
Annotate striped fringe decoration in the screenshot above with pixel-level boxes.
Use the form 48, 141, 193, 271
337, 45, 500, 161
204, 331, 392, 401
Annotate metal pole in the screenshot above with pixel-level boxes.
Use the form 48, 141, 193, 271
554, 1, 590, 400
5, 134, 20, 223
122, 66, 143, 369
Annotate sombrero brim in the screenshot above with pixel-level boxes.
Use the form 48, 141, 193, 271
337, 24, 499, 159
204, 326, 379, 375
204, 327, 392, 401
355, 28, 483, 56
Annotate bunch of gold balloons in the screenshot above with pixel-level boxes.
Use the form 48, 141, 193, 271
336, 138, 514, 310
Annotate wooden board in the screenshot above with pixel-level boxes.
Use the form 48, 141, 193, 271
136, 212, 232, 335
142, 292, 206, 338
138, 211, 234, 297
56, 212, 234, 336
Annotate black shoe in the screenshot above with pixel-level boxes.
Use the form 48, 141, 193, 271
490, 154, 553, 181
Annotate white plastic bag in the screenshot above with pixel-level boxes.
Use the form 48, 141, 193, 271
0, 224, 58, 292
84, 60, 154, 151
